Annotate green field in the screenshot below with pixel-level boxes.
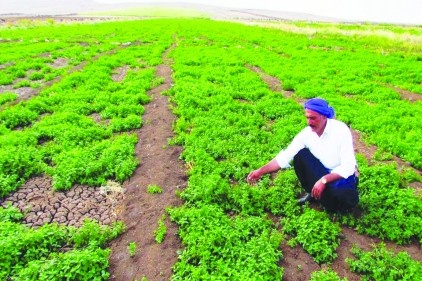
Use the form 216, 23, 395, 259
0, 18, 421, 280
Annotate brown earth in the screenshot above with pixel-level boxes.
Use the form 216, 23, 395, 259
1, 20, 421, 281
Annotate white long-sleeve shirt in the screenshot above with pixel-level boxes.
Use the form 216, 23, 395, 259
275, 118, 356, 179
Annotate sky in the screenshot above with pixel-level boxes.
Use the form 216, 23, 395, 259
96, 0, 422, 25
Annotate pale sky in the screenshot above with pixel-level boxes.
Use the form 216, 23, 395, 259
97, 0, 422, 25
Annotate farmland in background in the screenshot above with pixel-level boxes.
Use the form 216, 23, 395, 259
0, 17, 421, 280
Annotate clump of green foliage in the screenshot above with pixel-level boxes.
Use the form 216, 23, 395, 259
0, 92, 18, 106
309, 268, 347, 281
154, 214, 167, 244
356, 162, 422, 244
347, 243, 422, 280
0, 205, 125, 280
282, 207, 342, 264
169, 204, 283, 280
147, 184, 163, 194
128, 241, 137, 257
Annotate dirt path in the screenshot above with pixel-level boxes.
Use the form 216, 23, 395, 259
108, 46, 187, 280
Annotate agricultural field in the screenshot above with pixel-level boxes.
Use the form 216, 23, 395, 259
0, 17, 421, 281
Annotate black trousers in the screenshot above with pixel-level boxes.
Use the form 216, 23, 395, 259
293, 148, 359, 212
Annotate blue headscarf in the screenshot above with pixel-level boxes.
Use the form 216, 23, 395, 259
304, 98, 335, 119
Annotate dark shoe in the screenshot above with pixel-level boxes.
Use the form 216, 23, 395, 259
298, 193, 313, 205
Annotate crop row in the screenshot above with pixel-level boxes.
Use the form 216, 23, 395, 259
0, 20, 173, 280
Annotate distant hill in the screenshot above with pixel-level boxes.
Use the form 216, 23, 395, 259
0, 0, 345, 23
1, 0, 420, 25
0, 0, 125, 15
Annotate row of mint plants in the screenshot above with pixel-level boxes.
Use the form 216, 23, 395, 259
0, 19, 174, 90
0, 21, 174, 197
167, 36, 299, 279
0, 20, 174, 280
166, 20, 422, 279
0, 23, 113, 87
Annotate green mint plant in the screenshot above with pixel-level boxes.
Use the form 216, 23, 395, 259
15, 247, 112, 281
128, 242, 137, 257
347, 243, 422, 280
0, 92, 18, 106
154, 214, 167, 244
168, 204, 283, 280
356, 163, 422, 244
147, 184, 163, 194
0, 204, 23, 222
309, 268, 347, 281
282, 207, 342, 264
0, 206, 125, 280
